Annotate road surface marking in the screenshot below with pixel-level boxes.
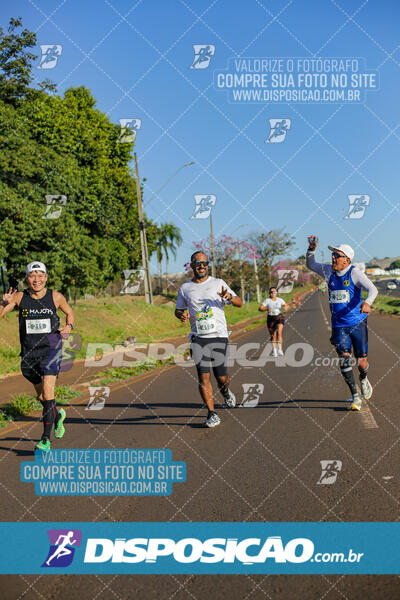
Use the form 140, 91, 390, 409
359, 401, 378, 429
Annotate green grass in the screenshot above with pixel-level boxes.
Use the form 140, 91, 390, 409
372, 294, 400, 315
55, 385, 83, 404
0, 385, 82, 428
0, 410, 12, 429
3, 393, 43, 418
96, 356, 176, 385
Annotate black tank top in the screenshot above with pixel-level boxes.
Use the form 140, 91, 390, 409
19, 288, 60, 356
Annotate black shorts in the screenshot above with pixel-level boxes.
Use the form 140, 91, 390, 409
267, 314, 285, 333
190, 336, 229, 377
21, 348, 62, 385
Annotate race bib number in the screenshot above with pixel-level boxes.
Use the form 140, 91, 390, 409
25, 318, 51, 333
195, 306, 217, 334
330, 290, 350, 304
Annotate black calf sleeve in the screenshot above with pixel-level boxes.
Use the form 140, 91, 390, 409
42, 399, 59, 440
339, 356, 357, 395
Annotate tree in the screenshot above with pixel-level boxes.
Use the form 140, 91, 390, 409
153, 223, 182, 294
163, 223, 182, 292
0, 17, 37, 104
154, 224, 168, 293
389, 260, 400, 270
250, 230, 295, 288
0, 18, 158, 294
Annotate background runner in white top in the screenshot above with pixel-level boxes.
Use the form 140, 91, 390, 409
261, 297, 286, 316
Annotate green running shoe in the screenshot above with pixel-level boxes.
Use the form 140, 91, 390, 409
54, 408, 66, 439
36, 438, 51, 452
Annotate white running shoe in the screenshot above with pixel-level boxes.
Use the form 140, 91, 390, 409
350, 394, 362, 411
360, 377, 373, 400
223, 389, 236, 408
203, 412, 221, 428
277, 348, 284, 356
272, 348, 278, 357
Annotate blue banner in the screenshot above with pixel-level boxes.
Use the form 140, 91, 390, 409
0, 522, 398, 574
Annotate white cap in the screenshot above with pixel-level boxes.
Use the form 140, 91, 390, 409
328, 244, 354, 261
26, 261, 47, 275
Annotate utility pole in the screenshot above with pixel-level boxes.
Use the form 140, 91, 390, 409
253, 254, 261, 303
209, 213, 216, 278
237, 241, 245, 303
134, 153, 153, 305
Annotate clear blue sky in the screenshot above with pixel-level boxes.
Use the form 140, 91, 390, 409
2, 0, 400, 271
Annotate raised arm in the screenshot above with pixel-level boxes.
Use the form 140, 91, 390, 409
306, 236, 331, 280
0, 288, 22, 318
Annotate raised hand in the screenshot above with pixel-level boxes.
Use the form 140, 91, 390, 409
307, 235, 318, 251
2, 288, 17, 305
217, 286, 231, 300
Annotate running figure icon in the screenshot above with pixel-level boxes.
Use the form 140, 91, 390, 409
45, 531, 77, 566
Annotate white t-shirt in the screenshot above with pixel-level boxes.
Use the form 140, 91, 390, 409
176, 276, 236, 338
261, 297, 286, 316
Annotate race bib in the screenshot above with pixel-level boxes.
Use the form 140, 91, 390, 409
195, 306, 217, 334
270, 307, 281, 316
25, 318, 51, 334
329, 290, 350, 304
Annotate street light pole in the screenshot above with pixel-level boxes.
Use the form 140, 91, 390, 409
209, 213, 216, 277
144, 161, 195, 208
237, 241, 245, 303
134, 152, 153, 305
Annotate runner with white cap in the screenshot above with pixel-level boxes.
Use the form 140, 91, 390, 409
0, 261, 74, 450
306, 237, 378, 410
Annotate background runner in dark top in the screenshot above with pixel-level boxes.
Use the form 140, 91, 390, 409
0, 261, 75, 451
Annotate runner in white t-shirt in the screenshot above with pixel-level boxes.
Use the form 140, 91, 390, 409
175, 251, 242, 428
259, 287, 288, 357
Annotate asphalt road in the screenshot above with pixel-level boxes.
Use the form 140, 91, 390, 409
1, 291, 399, 599
374, 278, 400, 299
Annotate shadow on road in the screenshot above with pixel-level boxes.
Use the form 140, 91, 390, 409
0, 437, 36, 456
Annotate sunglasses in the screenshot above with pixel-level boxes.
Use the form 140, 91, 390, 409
192, 260, 209, 267
332, 252, 346, 259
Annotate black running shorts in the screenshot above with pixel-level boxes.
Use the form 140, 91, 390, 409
21, 349, 62, 384
267, 314, 285, 333
190, 335, 229, 377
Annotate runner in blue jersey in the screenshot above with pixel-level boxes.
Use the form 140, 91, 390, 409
306, 237, 378, 411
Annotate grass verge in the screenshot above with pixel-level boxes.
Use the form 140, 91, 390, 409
0, 386, 82, 429
372, 295, 400, 316
96, 356, 176, 385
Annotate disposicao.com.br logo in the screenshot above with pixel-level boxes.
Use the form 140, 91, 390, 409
83, 536, 362, 566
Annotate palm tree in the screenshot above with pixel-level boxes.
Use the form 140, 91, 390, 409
155, 224, 168, 294
163, 223, 182, 293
